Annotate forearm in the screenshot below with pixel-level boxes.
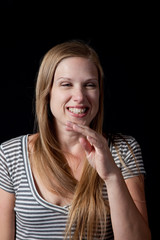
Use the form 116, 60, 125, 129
0, 203, 15, 240
0, 211, 15, 240
105, 171, 151, 240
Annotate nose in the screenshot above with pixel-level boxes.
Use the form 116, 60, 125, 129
72, 87, 85, 103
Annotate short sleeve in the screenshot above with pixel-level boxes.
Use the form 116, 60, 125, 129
111, 134, 146, 180
0, 145, 14, 193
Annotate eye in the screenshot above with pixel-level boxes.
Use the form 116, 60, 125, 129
85, 82, 97, 88
61, 82, 72, 87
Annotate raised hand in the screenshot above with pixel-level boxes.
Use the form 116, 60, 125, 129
65, 121, 119, 181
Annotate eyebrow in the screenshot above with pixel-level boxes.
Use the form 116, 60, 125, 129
56, 77, 98, 82
56, 77, 71, 82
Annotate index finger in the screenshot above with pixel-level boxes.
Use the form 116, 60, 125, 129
66, 121, 97, 139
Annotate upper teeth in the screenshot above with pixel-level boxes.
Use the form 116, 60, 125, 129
68, 108, 87, 114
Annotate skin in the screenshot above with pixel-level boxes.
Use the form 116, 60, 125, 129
50, 57, 99, 135
65, 122, 151, 240
0, 189, 15, 240
50, 57, 151, 239
0, 57, 151, 240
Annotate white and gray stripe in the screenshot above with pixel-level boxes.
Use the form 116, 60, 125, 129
0, 134, 146, 239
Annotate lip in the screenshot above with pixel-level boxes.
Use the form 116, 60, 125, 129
66, 106, 89, 118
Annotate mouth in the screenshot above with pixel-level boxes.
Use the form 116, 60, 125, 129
67, 106, 89, 116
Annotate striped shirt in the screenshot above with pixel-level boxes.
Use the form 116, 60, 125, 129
0, 134, 146, 240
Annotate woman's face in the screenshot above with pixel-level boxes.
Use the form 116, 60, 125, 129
50, 57, 99, 130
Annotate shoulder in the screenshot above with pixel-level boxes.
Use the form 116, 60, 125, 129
108, 132, 137, 143
1, 135, 26, 152
107, 133, 145, 178
0, 135, 28, 193
107, 133, 140, 153
0, 134, 31, 163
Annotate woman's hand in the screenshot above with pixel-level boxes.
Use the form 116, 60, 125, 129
66, 121, 119, 181
66, 122, 152, 240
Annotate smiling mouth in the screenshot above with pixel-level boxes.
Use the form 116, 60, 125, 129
67, 107, 89, 114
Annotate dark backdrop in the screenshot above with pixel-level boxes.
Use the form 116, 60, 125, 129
0, 2, 158, 239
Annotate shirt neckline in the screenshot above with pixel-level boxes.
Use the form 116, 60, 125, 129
22, 134, 69, 214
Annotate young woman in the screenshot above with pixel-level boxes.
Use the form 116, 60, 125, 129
0, 40, 151, 239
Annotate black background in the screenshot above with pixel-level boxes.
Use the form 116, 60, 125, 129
0, 1, 159, 239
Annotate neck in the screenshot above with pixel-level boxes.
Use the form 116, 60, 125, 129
55, 124, 86, 180
60, 131, 83, 154
55, 122, 83, 155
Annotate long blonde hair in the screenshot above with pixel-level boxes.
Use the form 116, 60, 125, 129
33, 40, 109, 239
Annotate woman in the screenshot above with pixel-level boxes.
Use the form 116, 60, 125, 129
0, 40, 151, 239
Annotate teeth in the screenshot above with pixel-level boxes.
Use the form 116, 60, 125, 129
68, 107, 87, 114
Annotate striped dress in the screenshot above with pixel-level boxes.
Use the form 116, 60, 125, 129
0, 134, 146, 239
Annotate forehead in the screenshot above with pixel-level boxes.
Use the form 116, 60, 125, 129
54, 57, 98, 78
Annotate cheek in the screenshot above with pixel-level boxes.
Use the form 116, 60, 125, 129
50, 90, 60, 114
50, 90, 70, 111
90, 92, 99, 113
93, 90, 99, 105
94, 98, 99, 114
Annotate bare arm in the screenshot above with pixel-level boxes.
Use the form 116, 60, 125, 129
125, 175, 149, 224
105, 173, 151, 240
66, 122, 151, 240
0, 188, 15, 240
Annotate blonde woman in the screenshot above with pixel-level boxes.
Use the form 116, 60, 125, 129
0, 40, 151, 239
